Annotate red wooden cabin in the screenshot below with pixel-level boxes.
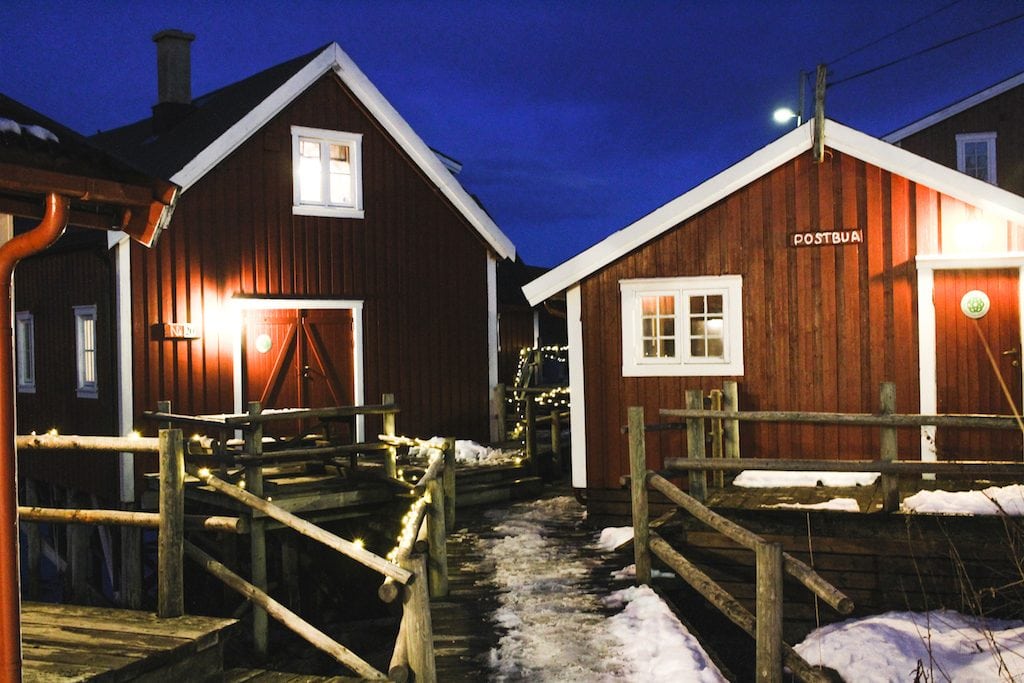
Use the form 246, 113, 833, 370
524, 119, 1024, 517
17, 33, 516, 504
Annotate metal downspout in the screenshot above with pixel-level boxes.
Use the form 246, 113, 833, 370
0, 193, 69, 681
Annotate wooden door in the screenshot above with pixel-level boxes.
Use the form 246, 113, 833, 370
934, 269, 1023, 460
242, 308, 354, 437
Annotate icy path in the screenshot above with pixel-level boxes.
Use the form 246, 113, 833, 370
473, 496, 725, 682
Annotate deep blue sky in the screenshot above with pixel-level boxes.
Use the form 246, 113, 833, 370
3, 1, 1022, 267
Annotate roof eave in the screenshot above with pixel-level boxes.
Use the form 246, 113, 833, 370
171, 43, 515, 261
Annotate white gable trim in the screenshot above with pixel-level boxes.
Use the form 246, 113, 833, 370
884, 71, 1024, 143
524, 123, 813, 306
525, 118, 1024, 307
171, 44, 514, 261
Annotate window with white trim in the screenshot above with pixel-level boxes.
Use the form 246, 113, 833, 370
956, 132, 996, 184
15, 311, 35, 393
620, 275, 744, 377
291, 125, 364, 218
74, 305, 98, 399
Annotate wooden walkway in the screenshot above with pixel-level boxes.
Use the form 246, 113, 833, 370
21, 602, 237, 681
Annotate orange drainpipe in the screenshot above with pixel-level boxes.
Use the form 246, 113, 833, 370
0, 193, 69, 681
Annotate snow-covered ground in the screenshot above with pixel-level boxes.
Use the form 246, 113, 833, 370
476, 490, 1024, 682
478, 496, 725, 682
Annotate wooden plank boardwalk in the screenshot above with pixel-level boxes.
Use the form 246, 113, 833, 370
21, 602, 237, 681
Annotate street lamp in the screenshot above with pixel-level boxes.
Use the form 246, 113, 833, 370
773, 107, 801, 126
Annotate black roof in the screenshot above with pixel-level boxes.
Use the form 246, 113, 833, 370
0, 92, 161, 189
93, 44, 328, 179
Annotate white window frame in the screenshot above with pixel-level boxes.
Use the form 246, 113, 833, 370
956, 132, 997, 184
15, 311, 35, 393
291, 125, 364, 219
620, 275, 744, 377
74, 305, 98, 399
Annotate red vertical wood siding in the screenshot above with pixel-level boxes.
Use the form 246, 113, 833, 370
581, 150, 931, 489
15, 239, 120, 497
131, 74, 493, 442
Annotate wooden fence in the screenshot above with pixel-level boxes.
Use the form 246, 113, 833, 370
17, 397, 456, 682
628, 407, 851, 682
660, 381, 1024, 511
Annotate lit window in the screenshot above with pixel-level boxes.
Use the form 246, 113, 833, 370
15, 311, 35, 393
74, 305, 98, 399
956, 132, 996, 184
621, 276, 744, 377
291, 125, 363, 218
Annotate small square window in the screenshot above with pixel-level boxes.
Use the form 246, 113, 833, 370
621, 276, 744, 377
74, 305, 98, 399
15, 311, 35, 393
956, 132, 996, 184
292, 126, 363, 218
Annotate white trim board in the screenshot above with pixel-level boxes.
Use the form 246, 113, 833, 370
229, 297, 366, 441
884, 71, 1024, 143
170, 44, 514, 261
524, 118, 1024, 307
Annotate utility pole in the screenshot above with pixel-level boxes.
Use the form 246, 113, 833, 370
813, 64, 827, 162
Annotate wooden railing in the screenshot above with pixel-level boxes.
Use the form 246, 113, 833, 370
661, 381, 1024, 511
19, 397, 455, 682
627, 407, 849, 683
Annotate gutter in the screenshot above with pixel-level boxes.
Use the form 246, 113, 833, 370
0, 193, 69, 681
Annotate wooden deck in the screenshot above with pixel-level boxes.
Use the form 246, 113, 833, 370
21, 602, 237, 682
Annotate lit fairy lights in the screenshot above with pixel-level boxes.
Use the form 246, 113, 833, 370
386, 492, 430, 564
507, 345, 570, 440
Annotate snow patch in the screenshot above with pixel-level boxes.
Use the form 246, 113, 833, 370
598, 526, 633, 550
766, 498, 861, 512
795, 610, 1024, 681
901, 484, 1024, 516
733, 470, 880, 488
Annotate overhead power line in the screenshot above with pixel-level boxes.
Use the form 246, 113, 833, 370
829, 11, 1024, 87
828, 0, 965, 67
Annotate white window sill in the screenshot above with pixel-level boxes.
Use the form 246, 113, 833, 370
76, 387, 98, 399
623, 361, 744, 377
293, 205, 365, 219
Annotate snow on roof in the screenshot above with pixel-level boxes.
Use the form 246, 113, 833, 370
0, 117, 59, 142
523, 118, 1024, 306
733, 470, 881, 488
901, 484, 1024, 516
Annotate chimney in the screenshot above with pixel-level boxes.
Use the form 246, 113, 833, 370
152, 29, 195, 133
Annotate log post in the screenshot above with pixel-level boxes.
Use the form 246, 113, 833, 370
121, 519, 142, 609
22, 480, 39, 600
425, 475, 448, 598
524, 398, 538, 475
627, 406, 651, 585
442, 438, 456, 532
157, 428, 185, 618
493, 383, 507, 442
245, 401, 269, 657
709, 390, 724, 489
382, 393, 397, 479
723, 380, 740, 459
686, 390, 707, 503
402, 553, 437, 683
755, 541, 783, 683
550, 410, 562, 474
879, 382, 899, 512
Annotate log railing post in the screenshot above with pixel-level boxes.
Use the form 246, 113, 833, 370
402, 553, 437, 683
493, 383, 507, 442
157, 427, 184, 618
709, 389, 724, 489
442, 438, 456, 532
524, 397, 537, 475
245, 401, 269, 657
755, 541, 783, 683
627, 406, 651, 585
383, 393, 397, 479
425, 471, 448, 599
686, 390, 707, 503
723, 380, 740, 460
880, 382, 899, 512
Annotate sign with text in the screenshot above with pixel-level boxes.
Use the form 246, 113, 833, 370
790, 229, 863, 248
158, 322, 201, 340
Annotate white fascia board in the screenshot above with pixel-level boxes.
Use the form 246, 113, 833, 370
826, 121, 1024, 224
523, 123, 813, 306
172, 43, 515, 261
884, 71, 1024, 143
326, 45, 515, 260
